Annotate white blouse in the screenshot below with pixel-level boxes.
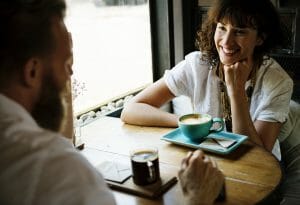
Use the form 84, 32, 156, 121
164, 51, 293, 160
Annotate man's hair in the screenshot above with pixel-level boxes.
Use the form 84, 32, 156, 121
196, 0, 286, 66
0, 0, 66, 88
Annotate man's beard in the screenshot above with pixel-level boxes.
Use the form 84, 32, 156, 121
31, 74, 66, 132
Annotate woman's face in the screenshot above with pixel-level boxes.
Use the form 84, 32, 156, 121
214, 21, 263, 66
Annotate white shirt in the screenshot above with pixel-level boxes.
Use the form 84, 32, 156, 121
278, 100, 300, 149
164, 51, 293, 159
0, 94, 116, 205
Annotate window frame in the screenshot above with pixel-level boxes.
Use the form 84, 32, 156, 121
75, 0, 198, 120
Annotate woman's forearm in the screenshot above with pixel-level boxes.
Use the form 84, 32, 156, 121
121, 102, 178, 127
230, 92, 263, 147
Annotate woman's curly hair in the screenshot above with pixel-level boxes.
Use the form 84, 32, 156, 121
196, 0, 288, 67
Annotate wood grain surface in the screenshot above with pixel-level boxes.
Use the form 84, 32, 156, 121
79, 117, 282, 205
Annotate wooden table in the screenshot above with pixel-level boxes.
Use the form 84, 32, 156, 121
79, 116, 282, 205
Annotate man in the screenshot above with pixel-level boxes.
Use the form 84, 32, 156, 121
0, 0, 224, 204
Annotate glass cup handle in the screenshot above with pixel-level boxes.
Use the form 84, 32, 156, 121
147, 161, 156, 182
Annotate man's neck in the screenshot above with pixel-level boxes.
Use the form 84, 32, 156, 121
0, 86, 35, 115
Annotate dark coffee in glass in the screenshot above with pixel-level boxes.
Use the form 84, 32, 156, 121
130, 148, 160, 185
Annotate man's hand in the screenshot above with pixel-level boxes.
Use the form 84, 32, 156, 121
178, 150, 224, 205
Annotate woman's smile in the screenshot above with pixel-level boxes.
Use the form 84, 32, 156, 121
214, 22, 262, 65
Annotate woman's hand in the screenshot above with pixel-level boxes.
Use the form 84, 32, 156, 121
223, 60, 252, 97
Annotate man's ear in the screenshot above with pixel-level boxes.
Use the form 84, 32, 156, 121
23, 58, 43, 88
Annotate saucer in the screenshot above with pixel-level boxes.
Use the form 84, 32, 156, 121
161, 128, 248, 154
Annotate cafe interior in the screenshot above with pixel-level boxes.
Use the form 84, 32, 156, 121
2, 0, 298, 204
63, 0, 300, 204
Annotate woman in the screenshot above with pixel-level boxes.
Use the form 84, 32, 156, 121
121, 0, 293, 158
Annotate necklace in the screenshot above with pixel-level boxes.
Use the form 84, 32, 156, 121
218, 63, 256, 132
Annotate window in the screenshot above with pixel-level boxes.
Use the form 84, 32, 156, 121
65, 0, 153, 115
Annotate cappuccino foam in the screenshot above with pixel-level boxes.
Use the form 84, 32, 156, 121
181, 116, 210, 124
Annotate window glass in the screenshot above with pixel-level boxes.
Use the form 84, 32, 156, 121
65, 0, 152, 114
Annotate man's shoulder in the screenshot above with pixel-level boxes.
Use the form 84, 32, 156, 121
0, 129, 116, 205
34, 135, 116, 205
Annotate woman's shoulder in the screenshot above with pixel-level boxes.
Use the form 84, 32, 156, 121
256, 57, 293, 96
185, 51, 201, 59
259, 57, 293, 82
185, 51, 207, 63
183, 51, 210, 69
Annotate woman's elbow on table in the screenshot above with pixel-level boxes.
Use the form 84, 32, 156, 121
120, 102, 146, 124
120, 103, 134, 123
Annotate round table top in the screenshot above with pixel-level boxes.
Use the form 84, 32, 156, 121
80, 116, 282, 205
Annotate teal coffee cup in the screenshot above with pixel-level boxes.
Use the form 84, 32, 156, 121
178, 113, 224, 141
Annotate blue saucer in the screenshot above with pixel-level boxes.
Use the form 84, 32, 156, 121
161, 128, 248, 154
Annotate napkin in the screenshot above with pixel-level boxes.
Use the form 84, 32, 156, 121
200, 138, 237, 149
97, 161, 132, 184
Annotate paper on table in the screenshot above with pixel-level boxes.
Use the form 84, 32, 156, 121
200, 138, 237, 149
97, 161, 132, 184
200, 139, 226, 150
214, 138, 237, 148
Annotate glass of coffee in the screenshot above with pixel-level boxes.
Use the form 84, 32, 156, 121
130, 146, 160, 186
